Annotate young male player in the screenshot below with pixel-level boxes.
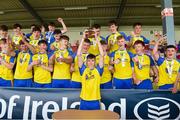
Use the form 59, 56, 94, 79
153, 40, 180, 90
77, 33, 104, 110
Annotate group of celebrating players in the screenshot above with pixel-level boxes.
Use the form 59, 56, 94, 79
0, 17, 179, 110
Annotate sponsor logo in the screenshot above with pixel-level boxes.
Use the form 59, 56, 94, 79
134, 97, 180, 120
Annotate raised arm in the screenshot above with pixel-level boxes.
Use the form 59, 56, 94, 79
21, 36, 37, 54
77, 35, 85, 68
57, 18, 68, 34
152, 39, 160, 61
95, 34, 104, 68
151, 66, 159, 84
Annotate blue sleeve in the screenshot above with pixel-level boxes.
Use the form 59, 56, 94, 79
79, 64, 86, 76
141, 36, 150, 44
10, 56, 15, 63
128, 52, 135, 58
109, 51, 115, 58
48, 52, 54, 59
72, 53, 77, 63
128, 52, 135, 67
15, 50, 19, 57
100, 36, 106, 41
96, 65, 104, 76
40, 34, 43, 39
148, 55, 155, 66
29, 55, 33, 65
120, 32, 128, 41
156, 57, 165, 66
68, 50, 74, 56
105, 35, 110, 43
72, 53, 76, 59
26, 33, 32, 39
127, 35, 132, 42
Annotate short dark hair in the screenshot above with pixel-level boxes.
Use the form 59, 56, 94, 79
60, 35, 69, 41
54, 29, 62, 35
84, 39, 91, 44
92, 24, 101, 29
30, 24, 37, 27
108, 20, 118, 26
13, 23, 22, 29
166, 45, 176, 50
100, 40, 107, 45
19, 39, 29, 45
133, 40, 145, 47
0, 25, 8, 31
48, 22, 55, 27
32, 26, 41, 32
87, 54, 96, 60
133, 22, 142, 28
0, 38, 7, 44
117, 35, 124, 40
38, 40, 47, 46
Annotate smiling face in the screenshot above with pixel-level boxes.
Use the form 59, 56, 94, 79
82, 42, 90, 53
134, 25, 142, 35
0, 30, 8, 37
60, 39, 69, 49
54, 34, 61, 42
117, 37, 125, 47
86, 58, 96, 69
20, 44, 28, 52
33, 31, 41, 39
134, 43, 144, 55
13, 27, 21, 34
48, 25, 55, 32
92, 28, 100, 36
39, 43, 47, 52
109, 24, 118, 33
165, 48, 176, 59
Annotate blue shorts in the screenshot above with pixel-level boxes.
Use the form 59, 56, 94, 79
100, 80, 113, 89
33, 82, 52, 88
113, 78, 133, 89
0, 78, 12, 87
14, 79, 32, 87
159, 84, 174, 89
134, 79, 152, 89
52, 79, 71, 88
71, 81, 81, 88
80, 99, 100, 110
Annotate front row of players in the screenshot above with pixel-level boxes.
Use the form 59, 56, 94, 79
0, 32, 179, 110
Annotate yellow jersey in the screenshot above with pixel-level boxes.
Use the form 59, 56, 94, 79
79, 64, 103, 100
0, 52, 15, 81
127, 35, 149, 54
96, 54, 112, 84
156, 57, 180, 86
106, 32, 127, 53
52, 49, 73, 80
134, 54, 155, 81
110, 50, 134, 79
12, 35, 23, 45
29, 35, 43, 53
31, 53, 52, 84
51, 41, 60, 51
14, 51, 32, 79
71, 53, 88, 82
88, 36, 105, 56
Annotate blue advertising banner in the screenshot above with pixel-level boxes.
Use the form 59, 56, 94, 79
0, 88, 179, 119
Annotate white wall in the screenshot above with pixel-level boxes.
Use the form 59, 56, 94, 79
10, 25, 180, 44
